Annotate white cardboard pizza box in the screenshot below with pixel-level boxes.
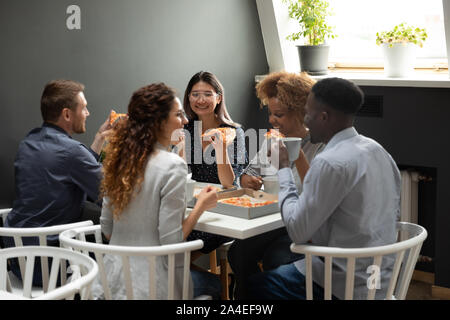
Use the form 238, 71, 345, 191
190, 183, 279, 219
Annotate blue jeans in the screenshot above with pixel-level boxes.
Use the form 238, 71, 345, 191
248, 263, 338, 300
227, 227, 303, 299
191, 270, 222, 300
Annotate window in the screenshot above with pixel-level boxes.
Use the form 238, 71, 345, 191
326, 0, 447, 68
256, 0, 448, 73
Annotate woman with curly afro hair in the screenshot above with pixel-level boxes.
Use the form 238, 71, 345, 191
93, 82, 221, 300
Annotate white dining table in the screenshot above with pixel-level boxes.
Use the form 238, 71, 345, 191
186, 208, 284, 240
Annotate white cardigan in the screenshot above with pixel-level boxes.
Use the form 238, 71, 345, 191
92, 143, 191, 300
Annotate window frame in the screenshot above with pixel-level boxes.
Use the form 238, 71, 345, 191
256, 0, 449, 74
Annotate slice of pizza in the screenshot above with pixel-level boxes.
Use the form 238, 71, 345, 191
264, 129, 285, 139
202, 127, 236, 143
109, 110, 127, 125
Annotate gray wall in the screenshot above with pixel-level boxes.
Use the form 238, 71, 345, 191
0, 0, 269, 207
355, 86, 450, 289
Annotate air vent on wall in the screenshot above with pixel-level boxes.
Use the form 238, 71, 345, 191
357, 95, 383, 118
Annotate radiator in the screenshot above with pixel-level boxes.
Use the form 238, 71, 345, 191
400, 170, 420, 224
399, 170, 434, 263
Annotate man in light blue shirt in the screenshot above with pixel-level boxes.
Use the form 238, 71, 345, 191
248, 77, 401, 300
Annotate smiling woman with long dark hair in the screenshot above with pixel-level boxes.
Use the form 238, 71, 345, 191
182, 71, 248, 256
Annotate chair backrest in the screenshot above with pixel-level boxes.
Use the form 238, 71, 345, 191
0, 208, 93, 292
0, 246, 98, 300
59, 225, 204, 300
290, 222, 427, 300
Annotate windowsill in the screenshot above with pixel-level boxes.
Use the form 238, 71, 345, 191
255, 69, 450, 88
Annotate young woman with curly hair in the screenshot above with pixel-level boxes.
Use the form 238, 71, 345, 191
240, 71, 322, 190
228, 71, 325, 299
94, 82, 221, 300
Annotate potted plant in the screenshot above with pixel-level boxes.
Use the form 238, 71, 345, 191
282, 0, 336, 75
376, 23, 428, 77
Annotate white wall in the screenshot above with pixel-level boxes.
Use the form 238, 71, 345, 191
443, 0, 450, 78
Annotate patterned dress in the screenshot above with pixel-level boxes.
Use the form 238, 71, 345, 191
185, 120, 248, 253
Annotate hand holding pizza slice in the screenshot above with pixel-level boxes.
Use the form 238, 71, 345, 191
265, 129, 285, 139
109, 110, 128, 125
202, 127, 236, 145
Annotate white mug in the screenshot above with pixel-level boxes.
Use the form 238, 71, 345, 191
263, 175, 279, 194
186, 178, 196, 202
282, 137, 302, 162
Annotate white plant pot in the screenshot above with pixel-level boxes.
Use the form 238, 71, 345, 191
382, 43, 416, 78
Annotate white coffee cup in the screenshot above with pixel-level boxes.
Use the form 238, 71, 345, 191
263, 175, 279, 194
281, 137, 302, 162
186, 178, 196, 202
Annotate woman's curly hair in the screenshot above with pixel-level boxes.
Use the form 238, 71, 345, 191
100, 83, 177, 219
255, 71, 316, 122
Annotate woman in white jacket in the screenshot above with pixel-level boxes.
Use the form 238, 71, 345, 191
94, 83, 221, 299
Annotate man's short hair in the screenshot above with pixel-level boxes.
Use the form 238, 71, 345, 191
311, 77, 364, 115
41, 80, 85, 122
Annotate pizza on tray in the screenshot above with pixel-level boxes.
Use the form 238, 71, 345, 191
219, 196, 276, 208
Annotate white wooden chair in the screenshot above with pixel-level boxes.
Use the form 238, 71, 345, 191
0, 208, 94, 295
59, 224, 208, 300
290, 222, 427, 300
0, 246, 98, 300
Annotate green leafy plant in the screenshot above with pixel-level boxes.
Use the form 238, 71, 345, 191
282, 0, 336, 46
376, 23, 428, 48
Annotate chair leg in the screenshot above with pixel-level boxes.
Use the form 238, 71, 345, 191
219, 258, 229, 300
209, 250, 218, 274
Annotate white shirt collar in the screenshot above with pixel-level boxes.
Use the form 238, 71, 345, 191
323, 127, 358, 152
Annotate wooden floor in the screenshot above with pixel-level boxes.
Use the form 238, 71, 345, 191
406, 280, 445, 300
